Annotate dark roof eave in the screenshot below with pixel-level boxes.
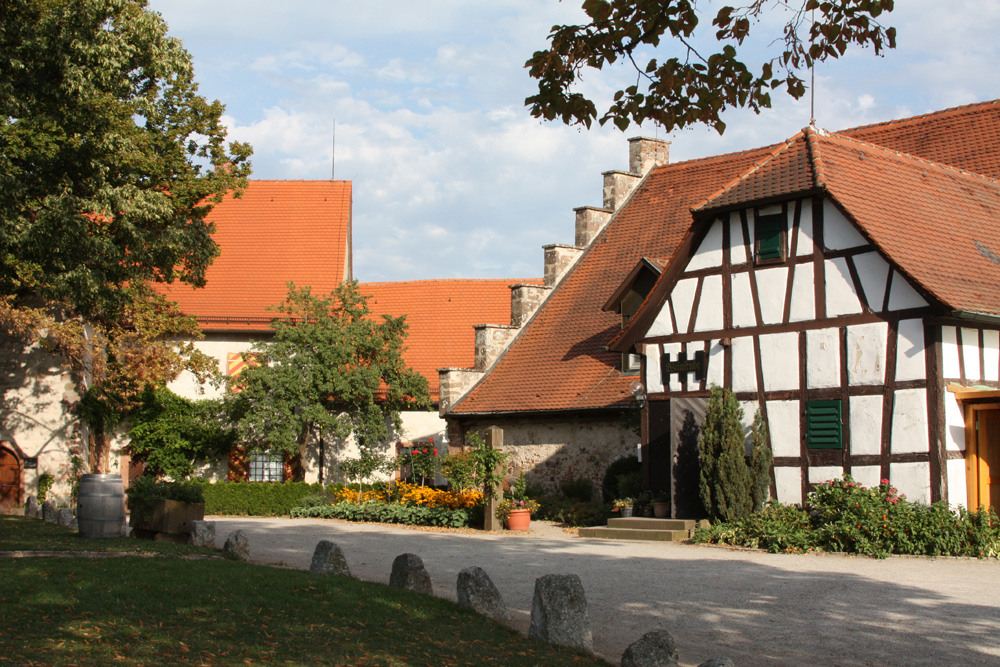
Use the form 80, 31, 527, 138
951, 310, 1000, 325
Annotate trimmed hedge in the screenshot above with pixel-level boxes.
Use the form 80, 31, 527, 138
291, 501, 470, 528
197, 481, 323, 516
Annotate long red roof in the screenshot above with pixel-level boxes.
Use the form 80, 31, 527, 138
156, 180, 352, 327
451, 100, 1000, 416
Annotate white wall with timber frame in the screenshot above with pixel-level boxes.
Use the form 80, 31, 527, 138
637, 194, 984, 507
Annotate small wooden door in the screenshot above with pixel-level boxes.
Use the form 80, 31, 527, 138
0, 447, 20, 512
973, 408, 1000, 510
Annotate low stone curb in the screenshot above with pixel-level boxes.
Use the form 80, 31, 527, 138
0, 551, 226, 560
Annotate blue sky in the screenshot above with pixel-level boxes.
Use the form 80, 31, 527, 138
149, 0, 1000, 282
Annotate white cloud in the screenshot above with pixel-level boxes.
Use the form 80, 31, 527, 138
152, 0, 1000, 282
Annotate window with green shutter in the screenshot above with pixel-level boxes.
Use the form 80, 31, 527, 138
806, 399, 843, 449
755, 213, 785, 262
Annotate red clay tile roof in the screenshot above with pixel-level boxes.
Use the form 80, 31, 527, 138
361, 280, 539, 402
450, 99, 1000, 416
155, 180, 352, 328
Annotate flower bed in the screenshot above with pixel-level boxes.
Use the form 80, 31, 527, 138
290, 481, 483, 527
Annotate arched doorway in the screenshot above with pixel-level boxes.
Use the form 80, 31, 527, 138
0, 444, 21, 512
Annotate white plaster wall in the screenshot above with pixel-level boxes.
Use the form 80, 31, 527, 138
732, 271, 755, 328
849, 395, 883, 457
773, 466, 802, 504
647, 302, 675, 338
729, 215, 749, 266
688, 219, 725, 271
796, 198, 814, 256
646, 344, 664, 394
671, 279, 698, 334
706, 340, 725, 389
887, 270, 928, 310
823, 199, 868, 250
946, 458, 969, 508
0, 338, 87, 505
760, 332, 799, 392
683, 342, 702, 386
961, 328, 982, 382
731, 337, 757, 393
806, 327, 840, 389
809, 465, 845, 484
826, 257, 864, 317
895, 319, 926, 382
891, 461, 930, 505
985, 330, 1000, 382
944, 392, 966, 453
694, 275, 724, 332
756, 267, 788, 325
169, 336, 257, 401
941, 326, 961, 379
853, 251, 890, 311
788, 263, 815, 322
890, 389, 929, 454
847, 322, 888, 386
851, 465, 882, 489
766, 400, 800, 458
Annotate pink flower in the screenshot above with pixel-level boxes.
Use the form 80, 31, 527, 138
881, 479, 890, 485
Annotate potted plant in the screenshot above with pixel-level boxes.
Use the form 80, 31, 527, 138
496, 497, 540, 531
127, 478, 205, 542
651, 493, 670, 518
613, 497, 635, 517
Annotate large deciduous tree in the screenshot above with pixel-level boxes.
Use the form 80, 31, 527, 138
0, 0, 251, 471
526, 0, 897, 132
226, 282, 431, 471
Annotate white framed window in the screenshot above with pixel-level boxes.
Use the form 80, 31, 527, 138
248, 452, 283, 482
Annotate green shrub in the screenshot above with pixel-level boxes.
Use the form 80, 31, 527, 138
290, 501, 470, 528
616, 471, 642, 499
37, 473, 55, 503
694, 476, 1000, 558
602, 455, 640, 503
197, 480, 323, 516
535, 494, 610, 527
559, 477, 594, 503
441, 451, 477, 491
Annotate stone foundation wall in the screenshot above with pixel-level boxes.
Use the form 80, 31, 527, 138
457, 413, 638, 494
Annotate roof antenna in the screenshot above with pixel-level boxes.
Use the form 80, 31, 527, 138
809, 8, 816, 126
331, 119, 336, 180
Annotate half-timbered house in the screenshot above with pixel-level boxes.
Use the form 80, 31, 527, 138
447, 99, 1000, 502
610, 124, 1000, 514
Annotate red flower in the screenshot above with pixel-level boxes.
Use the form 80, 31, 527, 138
429, 437, 434, 443
433, 448, 438, 455
423, 448, 428, 454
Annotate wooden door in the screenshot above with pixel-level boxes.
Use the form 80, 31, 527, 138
975, 409, 1000, 510
0, 448, 20, 512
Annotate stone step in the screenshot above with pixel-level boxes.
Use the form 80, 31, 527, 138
606, 517, 695, 531
577, 526, 689, 542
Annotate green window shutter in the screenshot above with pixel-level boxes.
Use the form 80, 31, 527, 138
756, 214, 785, 261
806, 399, 843, 449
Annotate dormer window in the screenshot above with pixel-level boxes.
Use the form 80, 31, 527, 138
603, 257, 665, 375
755, 213, 786, 263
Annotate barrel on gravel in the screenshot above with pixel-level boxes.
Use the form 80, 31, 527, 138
76, 474, 125, 539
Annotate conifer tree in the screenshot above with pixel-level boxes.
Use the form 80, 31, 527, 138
699, 385, 753, 522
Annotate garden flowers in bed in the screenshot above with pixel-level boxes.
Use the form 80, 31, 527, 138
290, 481, 483, 528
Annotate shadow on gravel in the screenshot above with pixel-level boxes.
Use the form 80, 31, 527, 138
214, 518, 1000, 667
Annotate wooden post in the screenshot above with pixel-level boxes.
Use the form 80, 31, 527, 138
483, 425, 504, 532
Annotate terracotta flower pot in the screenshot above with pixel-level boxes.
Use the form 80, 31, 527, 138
506, 508, 531, 531
652, 501, 669, 518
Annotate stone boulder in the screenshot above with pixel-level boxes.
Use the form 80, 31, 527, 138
24, 495, 39, 518
456, 566, 510, 622
57, 508, 75, 529
389, 553, 432, 595
621, 630, 679, 667
42, 500, 57, 523
698, 659, 734, 667
223, 530, 250, 561
190, 521, 216, 548
528, 573, 593, 651
310, 540, 351, 577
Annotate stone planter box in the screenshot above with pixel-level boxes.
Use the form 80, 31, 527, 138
130, 499, 205, 542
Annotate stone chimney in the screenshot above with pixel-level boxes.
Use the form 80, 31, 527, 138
543, 244, 583, 287
628, 136, 670, 175
438, 368, 484, 416
510, 283, 550, 327
575, 206, 612, 247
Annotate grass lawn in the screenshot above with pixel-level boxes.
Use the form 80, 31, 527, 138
1, 516, 609, 666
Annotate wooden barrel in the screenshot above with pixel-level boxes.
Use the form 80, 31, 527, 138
76, 474, 125, 539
